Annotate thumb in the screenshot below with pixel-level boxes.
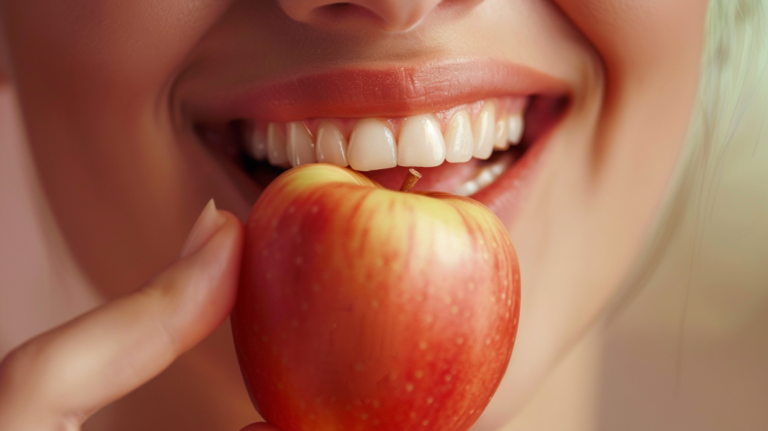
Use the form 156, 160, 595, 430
0, 200, 244, 429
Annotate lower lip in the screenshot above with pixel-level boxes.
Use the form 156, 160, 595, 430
473, 95, 566, 224
358, 128, 548, 226
472, 128, 549, 225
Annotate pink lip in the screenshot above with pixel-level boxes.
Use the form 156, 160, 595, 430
188, 59, 570, 122
188, 59, 570, 224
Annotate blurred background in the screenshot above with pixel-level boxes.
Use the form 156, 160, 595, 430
1, 17, 767, 431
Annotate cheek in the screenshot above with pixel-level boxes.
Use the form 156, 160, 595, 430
2, 0, 238, 163
546, 0, 708, 220
552, 0, 708, 75
2, 0, 234, 108
502, 0, 707, 393
0, 0, 241, 296
550, 0, 708, 206
522, 0, 707, 274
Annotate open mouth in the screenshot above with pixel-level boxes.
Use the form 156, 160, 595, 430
188, 60, 569, 221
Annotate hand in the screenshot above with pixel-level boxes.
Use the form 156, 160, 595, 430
0, 200, 279, 431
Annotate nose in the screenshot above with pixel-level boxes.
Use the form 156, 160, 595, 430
278, 0, 445, 33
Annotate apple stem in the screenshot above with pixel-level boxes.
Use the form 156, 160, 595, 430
400, 169, 422, 193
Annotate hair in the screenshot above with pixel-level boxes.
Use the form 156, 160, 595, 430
608, 0, 768, 318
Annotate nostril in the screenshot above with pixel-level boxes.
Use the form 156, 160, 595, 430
314, 2, 385, 26
279, 0, 447, 33
323, 2, 351, 10
320, 2, 351, 13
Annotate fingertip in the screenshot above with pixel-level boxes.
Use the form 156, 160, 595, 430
186, 207, 245, 267
217, 208, 246, 247
155, 206, 245, 349
179, 199, 227, 258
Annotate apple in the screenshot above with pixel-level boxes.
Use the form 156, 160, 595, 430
232, 163, 520, 431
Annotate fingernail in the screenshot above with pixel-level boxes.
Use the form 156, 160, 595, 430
179, 199, 227, 258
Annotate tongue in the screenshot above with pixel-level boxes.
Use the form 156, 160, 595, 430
361, 159, 481, 193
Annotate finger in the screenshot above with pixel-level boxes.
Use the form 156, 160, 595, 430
240, 423, 283, 431
0, 200, 244, 429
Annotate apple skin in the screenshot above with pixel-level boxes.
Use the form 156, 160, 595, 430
232, 163, 520, 431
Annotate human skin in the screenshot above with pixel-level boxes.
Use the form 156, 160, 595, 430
0, 0, 707, 430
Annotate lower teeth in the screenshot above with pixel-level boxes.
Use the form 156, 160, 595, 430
454, 155, 512, 196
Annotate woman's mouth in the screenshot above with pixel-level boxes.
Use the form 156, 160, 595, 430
187, 60, 569, 222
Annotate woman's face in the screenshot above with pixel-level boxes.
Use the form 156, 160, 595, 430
0, 0, 706, 427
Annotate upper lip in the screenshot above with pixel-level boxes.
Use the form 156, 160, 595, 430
186, 58, 571, 123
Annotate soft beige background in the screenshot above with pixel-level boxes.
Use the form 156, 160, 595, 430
1, 21, 767, 429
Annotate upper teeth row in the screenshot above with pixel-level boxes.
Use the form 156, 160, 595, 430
245, 99, 524, 171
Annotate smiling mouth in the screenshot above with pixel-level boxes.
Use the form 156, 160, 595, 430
189, 60, 569, 219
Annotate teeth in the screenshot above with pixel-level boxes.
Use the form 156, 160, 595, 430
267, 123, 289, 167
475, 168, 496, 188
397, 114, 445, 167
454, 179, 480, 197
493, 117, 509, 151
286, 121, 316, 167
247, 126, 268, 161
454, 157, 512, 197
347, 118, 397, 171
507, 112, 524, 145
315, 121, 349, 166
444, 111, 474, 163
472, 101, 496, 160
244, 98, 527, 181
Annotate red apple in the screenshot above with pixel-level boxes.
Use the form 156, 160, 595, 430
232, 163, 520, 431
